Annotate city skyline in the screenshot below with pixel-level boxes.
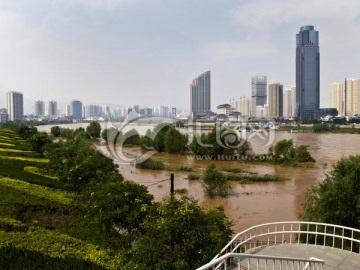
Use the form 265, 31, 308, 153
1, 1, 360, 112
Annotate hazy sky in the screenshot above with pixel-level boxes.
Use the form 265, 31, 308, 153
1, 0, 360, 113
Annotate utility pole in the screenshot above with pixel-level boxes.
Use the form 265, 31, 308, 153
170, 173, 174, 196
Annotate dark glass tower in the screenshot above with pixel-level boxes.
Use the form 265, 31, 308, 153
190, 71, 211, 119
295, 25, 320, 121
251, 75, 267, 118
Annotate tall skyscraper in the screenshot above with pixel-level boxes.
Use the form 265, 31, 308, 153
7, 91, 23, 121
190, 71, 211, 119
344, 78, 360, 116
34, 100, 45, 116
48, 100, 58, 117
283, 89, 292, 118
69, 100, 83, 119
330, 82, 343, 116
251, 76, 267, 117
295, 25, 320, 121
268, 82, 283, 118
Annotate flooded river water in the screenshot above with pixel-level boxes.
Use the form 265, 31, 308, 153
37, 123, 360, 232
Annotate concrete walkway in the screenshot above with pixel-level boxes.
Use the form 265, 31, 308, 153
248, 244, 360, 270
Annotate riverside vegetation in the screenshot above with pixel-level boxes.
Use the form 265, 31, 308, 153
102, 124, 314, 198
0, 122, 233, 269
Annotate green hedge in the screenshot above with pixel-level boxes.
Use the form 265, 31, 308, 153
0, 246, 106, 270
0, 229, 124, 269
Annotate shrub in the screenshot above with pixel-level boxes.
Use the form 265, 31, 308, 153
135, 159, 165, 170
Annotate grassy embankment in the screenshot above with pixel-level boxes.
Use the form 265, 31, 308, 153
0, 129, 123, 269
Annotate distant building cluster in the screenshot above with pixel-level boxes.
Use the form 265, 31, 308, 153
330, 78, 360, 117
0, 91, 183, 123
2, 25, 359, 124
191, 25, 343, 122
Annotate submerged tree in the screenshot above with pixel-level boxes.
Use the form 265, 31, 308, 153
190, 127, 251, 160
201, 163, 231, 198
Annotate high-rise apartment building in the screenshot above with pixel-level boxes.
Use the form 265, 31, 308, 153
190, 71, 211, 119
291, 86, 296, 117
295, 25, 320, 121
283, 89, 292, 118
344, 78, 360, 116
48, 101, 58, 117
239, 96, 250, 117
34, 100, 45, 116
84, 104, 102, 119
229, 98, 239, 112
330, 82, 343, 116
268, 83, 283, 118
7, 91, 23, 121
251, 76, 267, 118
69, 100, 83, 119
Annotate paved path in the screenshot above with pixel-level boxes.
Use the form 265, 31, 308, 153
247, 245, 360, 270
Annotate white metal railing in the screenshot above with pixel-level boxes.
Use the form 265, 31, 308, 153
197, 253, 324, 270
197, 221, 360, 270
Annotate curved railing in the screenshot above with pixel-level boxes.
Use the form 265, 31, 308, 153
197, 254, 324, 270
197, 221, 360, 270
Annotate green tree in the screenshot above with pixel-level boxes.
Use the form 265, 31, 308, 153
302, 155, 360, 229
268, 139, 315, 164
122, 128, 141, 145
153, 123, 171, 152
164, 127, 188, 154
50, 126, 61, 137
45, 137, 120, 192
28, 132, 52, 153
295, 145, 315, 162
202, 164, 231, 197
268, 139, 295, 162
86, 121, 101, 139
127, 196, 233, 270
83, 180, 153, 235
101, 127, 120, 143
190, 127, 251, 160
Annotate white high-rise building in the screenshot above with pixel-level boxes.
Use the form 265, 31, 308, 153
291, 86, 296, 117
84, 104, 101, 119
345, 78, 360, 117
330, 82, 343, 116
283, 90, 292, 118
268, 83, 283, 118
48, 101, 58, 117
7, 91, 23, 121
239, 96, 250, 117
230, 98, 239, 111
34, 100, 45, 116
66, 104, 71, 117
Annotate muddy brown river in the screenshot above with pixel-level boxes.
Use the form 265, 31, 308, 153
38, 123, 360, 232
